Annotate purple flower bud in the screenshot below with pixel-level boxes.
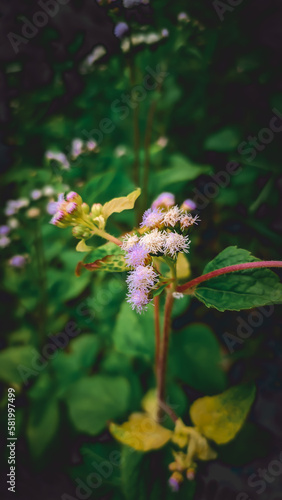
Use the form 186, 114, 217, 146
66, 191, 79, 202
152, 192, 175, 210
182, 199, 196, 211
50, 210, 65, 226
9, 255, 26, 268
114, 22, 129, 39
168, 476, 180, 493
31, 189, 42, 200
66, 202, 78, 215
0, 225, 10, 235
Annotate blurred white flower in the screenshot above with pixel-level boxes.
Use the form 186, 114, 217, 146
26, 208, 40, 218
7, 218, 19, 229
0, 235, 11, 248
42, 186, 55, 197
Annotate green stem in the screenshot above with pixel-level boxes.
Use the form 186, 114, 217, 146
94, 229, 122, 247
177, 260, 282, 294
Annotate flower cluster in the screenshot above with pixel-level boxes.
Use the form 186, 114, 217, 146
123, 193, 199, 313
49, 191, 107, 240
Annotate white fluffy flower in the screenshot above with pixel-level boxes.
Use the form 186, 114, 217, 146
173, 292, 184, 299
126, 265, 158, 292
164, 232, 190, 257
163, 206, 182, 227
122, 233, 139, 251
180, 214, 200, 231
140, 229, 165, 254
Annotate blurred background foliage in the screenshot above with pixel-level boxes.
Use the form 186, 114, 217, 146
1, 0, 282, 499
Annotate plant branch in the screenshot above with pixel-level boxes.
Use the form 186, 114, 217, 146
157, 291, 174, 422
153, 294, 161, 372
94, 229, 122, 247
177, 260, 282, 294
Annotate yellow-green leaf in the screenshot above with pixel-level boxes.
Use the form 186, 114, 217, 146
190, 384, 256, 444
76, 239, 94, 252
102, 188, 141, 220
109, 412, 172, 452
176, 253, 191, 280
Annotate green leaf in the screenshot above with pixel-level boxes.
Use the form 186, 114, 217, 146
113, 302, 156, 361
190, 384, 256, 444
64, 375, 130, 435
0, 346, 37, 385
153, 155, 211, 189
109, 413, 172, 452
169, 323, 226, 394
76, 242, 128, 275
51, 334, 101, 391
195, 246, 282, 311
204, 127, 240, 152
27, 396, 60, 459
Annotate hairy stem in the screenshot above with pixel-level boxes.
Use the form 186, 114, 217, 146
177, 260, 282, 294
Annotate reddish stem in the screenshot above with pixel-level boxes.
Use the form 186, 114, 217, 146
177, 260, 282, 294
157, 292, 174, 422
154, 295, 161, 373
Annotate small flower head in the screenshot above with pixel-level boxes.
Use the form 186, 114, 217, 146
71, 138, 83, 159
9, 255, 26, 268
164, 232, 190, 257
168, 472, 183, 492
152, 192, 175, 210
121, 234, 140, 251
127, 265, 158, 292
181, 199, 196, 211
66, 202, 79, 215
140, 228, 165, 254
0, 235, 10, 248
114, 22, 129, 39
26, 207, 40, 218
42, 186, 55, 197
163, 206, 182, 227
161, 28, 169, 38
31, 189, 42, 200
0, 225, 10, 235
140, 208, 164, 229
127, 288, 150, 314
91, 203, 103, 217
8, 218, 19, 229
125, 243, 150, 268
173, 292, 184, 299
50, 210, 66, 226
66, 191, 82, 204
180, 214, 200, 231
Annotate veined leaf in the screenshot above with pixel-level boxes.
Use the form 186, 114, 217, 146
102, 188, 141, 220
190, 384, 256, 444
195, 246, 282, 311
